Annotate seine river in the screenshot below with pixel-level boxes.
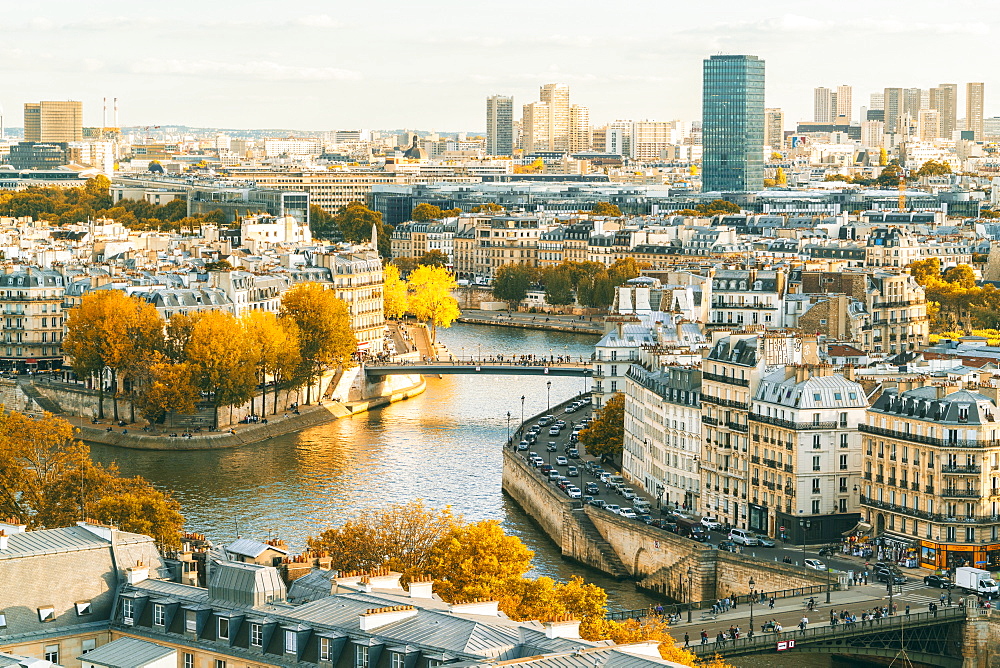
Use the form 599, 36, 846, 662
90, 322, 659, 610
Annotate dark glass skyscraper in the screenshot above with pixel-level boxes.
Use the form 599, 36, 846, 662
702, 55, 765, 192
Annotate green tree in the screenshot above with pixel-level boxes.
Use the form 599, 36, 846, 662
407, 265, 460, 344
579, 393, 625, 464
418, 249, 450, 267
541, 266, 574, 306
591, 201, 622, 217
332, 202, 392, 257
876, 162, 904, 188
310, 204, 340, 241
280, 282, 357, 403
492, 264, 535, 310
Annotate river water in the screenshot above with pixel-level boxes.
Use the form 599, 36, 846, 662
90, 322, 659, 610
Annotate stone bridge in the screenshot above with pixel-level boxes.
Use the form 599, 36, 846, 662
364, 360, 592, 377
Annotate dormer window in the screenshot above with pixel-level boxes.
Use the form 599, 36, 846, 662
958, 405, 970, 423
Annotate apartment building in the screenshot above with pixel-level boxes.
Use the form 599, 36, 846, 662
23, 101, 83, 143
700, 331, 816, 530
0, 268, 66, 371
861, 384, 1000, 571
707, 268, 785, 329
313, 246, 386, 354
748, 365, 867, 543
865, 271, 929, 355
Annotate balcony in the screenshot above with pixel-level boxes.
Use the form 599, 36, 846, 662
764, 481, 776, 490
860, 494, 999, 524
702, 371, 749, 387
861, 424, 1000, 449
887, 478, 896, 486
925, 485, 935, 494
911, 482, 920, 491
751, 478, 760, 485
941, 488, 982, 499
701, 415, 719, 426
749, 414, 838, 430
701, 394, 749, 410
784, 464, 794, 473
875, 475, 884, 483
863, 472, 872, 480
784, 486, 795, 496
942, 464, 982, 474
727, 421, 749, 433
750, 455, 760, 464
762, 459, 777, 469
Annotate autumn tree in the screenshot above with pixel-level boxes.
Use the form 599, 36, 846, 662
916, 159, 953, 177
579, 393, 625, 464
0, 410, 183, 547
309, 204, 340, 241
131, 354, 199, 425
591, 201, 622, 217
541, 266, 575, 306
471, 203, 504, 213
243, 311, 302, 416
694, 199, 740, 216
383, 264, 409, 320
407, 265, 460, 344
163, 311, 201, 362
280, 282, 357, 403
391, 256, 418, 277
492, 264, 536, 310
185, 310, 257, 423
775, 166, 787, 185
332, 201, 392, 258
411, 203, 446, 221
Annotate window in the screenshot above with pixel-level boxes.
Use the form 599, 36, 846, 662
285, 629, 298, 654
812, 478, 821, 493
251, 623, 263, 647
215, 661, 227, 668
811, 500, 820, 514
320, 637, 332, 661
185, 610, 197, 633
356, 644, 370, 668
82, 638, 96, 654
122, 598, 133, 623
43, 645, 58, 663
0, 613, 6, 629
184, 654, 194, 668
812, 456, 821, 471
967, 527, 977, 543
38, 606, 55, 623
75, 601, 92, 616
840, 433, 849, 448
218, 616, 230, 640
153, 604, 165, 626
391, 653, 405, 668
813, 435, 821, 449
840, 454, 848, 471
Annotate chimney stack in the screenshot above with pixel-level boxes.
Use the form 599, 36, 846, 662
408, 579, 434, 599
359, 605, 418, 631
126, 560, 149, 585
0, 530, 8, 551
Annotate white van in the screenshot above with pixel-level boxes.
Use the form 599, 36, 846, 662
728, 529, 759, 546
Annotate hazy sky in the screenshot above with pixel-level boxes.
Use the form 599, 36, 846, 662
2, 0, 998, 132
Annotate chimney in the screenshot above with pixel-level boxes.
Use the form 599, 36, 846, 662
448, 599, 500, 617
359, 605, 418, 632
76, 520, 113, 541
0, 518, 26, 535
126, 560, 149, 585
543, 615, 581, 639
408, 579, 434, 599
0, 531, 8, 551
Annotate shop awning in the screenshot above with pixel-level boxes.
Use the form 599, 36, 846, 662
842, 521, 873, 536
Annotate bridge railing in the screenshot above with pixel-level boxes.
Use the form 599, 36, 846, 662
607, 584, 836, 621
690, 606, 964, 656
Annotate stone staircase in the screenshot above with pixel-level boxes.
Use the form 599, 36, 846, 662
563, 508, 631, 579
17, 381, 63, 414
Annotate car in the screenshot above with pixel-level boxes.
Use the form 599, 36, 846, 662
618, 508, 638, 519
621, 488, 636, 500
556, 456, 568, 466
924, 575, 955, 588
582, 495, 593, 503
547, 470, 561, 480
567, 466, 579, 477
528, 425, 541, 434
604, 504, 621, 514
548, 427, 561, 436
876, 570, 907, 585
804, 559, 827, 571
547, 442, 558, 452
717, 540, 738, 552
633, 500, 651, 513
525, 434, 537, 444
567, 448, 580, 458
589, 498, 607, 508
540, 464, 553, 474
539, 416, 554, 426
517, 441, 529, 450
529, 457, 543, 467
729, 529, 758, 546
529, 451, 539, 459
756, 536, 776, 548
564, 404, 577, 413
555, 420, 566, 428
585, 482, 600, 494
638, 514, 652, 524
567, 487, 582, 499
875, 562, 901, 574
701, 516, 723, 530
598, 472, 612, 482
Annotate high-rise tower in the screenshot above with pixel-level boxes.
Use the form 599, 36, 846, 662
23, 100, 83, 142
967, 82, 985, 140
486, 95, 514, 156
702, 55, 765, 192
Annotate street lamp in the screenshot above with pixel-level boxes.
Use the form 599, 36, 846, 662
799, 518, 811, 568
547, 381, 552, 413
506, 411, 511, 445
748, 576, 756, 633
520, 395, 525, 435
686, 566, 693, 623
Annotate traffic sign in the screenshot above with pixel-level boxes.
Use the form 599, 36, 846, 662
777, 640, 796, 651
780, 526, 786, 532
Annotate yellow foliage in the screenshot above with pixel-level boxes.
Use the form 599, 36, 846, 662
407, 265, 460, 343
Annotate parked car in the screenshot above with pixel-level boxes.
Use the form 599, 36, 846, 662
804, 559, 828, 571
547, 470, 560, 480
756, 535, 776, 548
518, 441, 529, 450
638, 513, 652, 524
567, 487, 582, 499
924, 574, 955, 589
540, 464, 553, 474
717, 540, 738, 552
585, 482, 600, 495
556, 456, 568, 466
619, 508, 638, 519
633, 500, 651, 514
621, 488, 637, 500
567, 466, 579, 477
547, 442, 558, 452
729, 529, 759, 546
701, 516, 723, 530
589, 498, 607, 508
604, 504, 621, 514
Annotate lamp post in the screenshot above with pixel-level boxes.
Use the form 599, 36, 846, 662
506, 411, 511, 445
748, 576, 756, 633
547, 381, 552, 413
799, 518, 811, 568
520, 395, 525, 436
687, 566, 693, 623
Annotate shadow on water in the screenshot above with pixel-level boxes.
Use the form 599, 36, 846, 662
88, 323, 660, 610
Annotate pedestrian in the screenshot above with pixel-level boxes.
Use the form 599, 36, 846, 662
940, 593, 946, 606
716, 631, 726, 646
701, 630, 708, 645
684, 632, 690, 648
799, 617, 808, 634
769, 596, 775, 609
905, 604, 910, 616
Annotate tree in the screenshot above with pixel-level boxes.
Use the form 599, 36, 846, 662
876, 162, 904, 188
407, 266, 460, 344
310, 204, 339, 240
579, 393, 625, 464
608, 258, 642, 285
0, 410, 183, 548
333, 202, 392, 258
383, 264, 409, 320
492, 264, 535, 310
392, 257, 418, 277
63, 291, 165, 421
775, 167, 787, 185
423, 519, 534, 603
541, 266, 574, 306
204, 259, 233, 271
879, 147, 888, 166
695, 199, 740, 215
185, 310, 257, 423
411, 203, 446, 221
591, 202, 622, 217
824, 173, 851, 182
280, 282, 357, 403
471, 203, 504, 213
243, 311, 302, 417
909, 257, 941, 286
943, 264, 977, 289
131, 355, 199, 425
916, 159, 952, 177
418, 249, 450, 268
306, 500, 459, 573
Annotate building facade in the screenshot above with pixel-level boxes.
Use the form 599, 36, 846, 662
702, 55, 765, 192
486, 95, 514, 156
23, 101, 83, 143
0, 269, 65, 371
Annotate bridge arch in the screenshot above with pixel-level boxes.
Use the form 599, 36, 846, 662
632, 546, 648, 577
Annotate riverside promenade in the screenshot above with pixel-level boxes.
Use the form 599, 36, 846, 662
457, 309, 604, 335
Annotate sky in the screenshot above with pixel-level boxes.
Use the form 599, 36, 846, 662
2, 0, 999, 133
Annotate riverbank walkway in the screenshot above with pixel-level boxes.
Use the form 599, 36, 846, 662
457, 309, 604, 335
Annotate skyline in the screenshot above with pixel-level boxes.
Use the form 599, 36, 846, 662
2, 1, 1000, 131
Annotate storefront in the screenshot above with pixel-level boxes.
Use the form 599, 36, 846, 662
918, 540, 1000, 571
749, 503, 768, 535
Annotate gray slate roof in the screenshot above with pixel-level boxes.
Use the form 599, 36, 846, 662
77, 637, 175, 667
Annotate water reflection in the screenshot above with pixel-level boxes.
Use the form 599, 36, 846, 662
90, 323, 658, 609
